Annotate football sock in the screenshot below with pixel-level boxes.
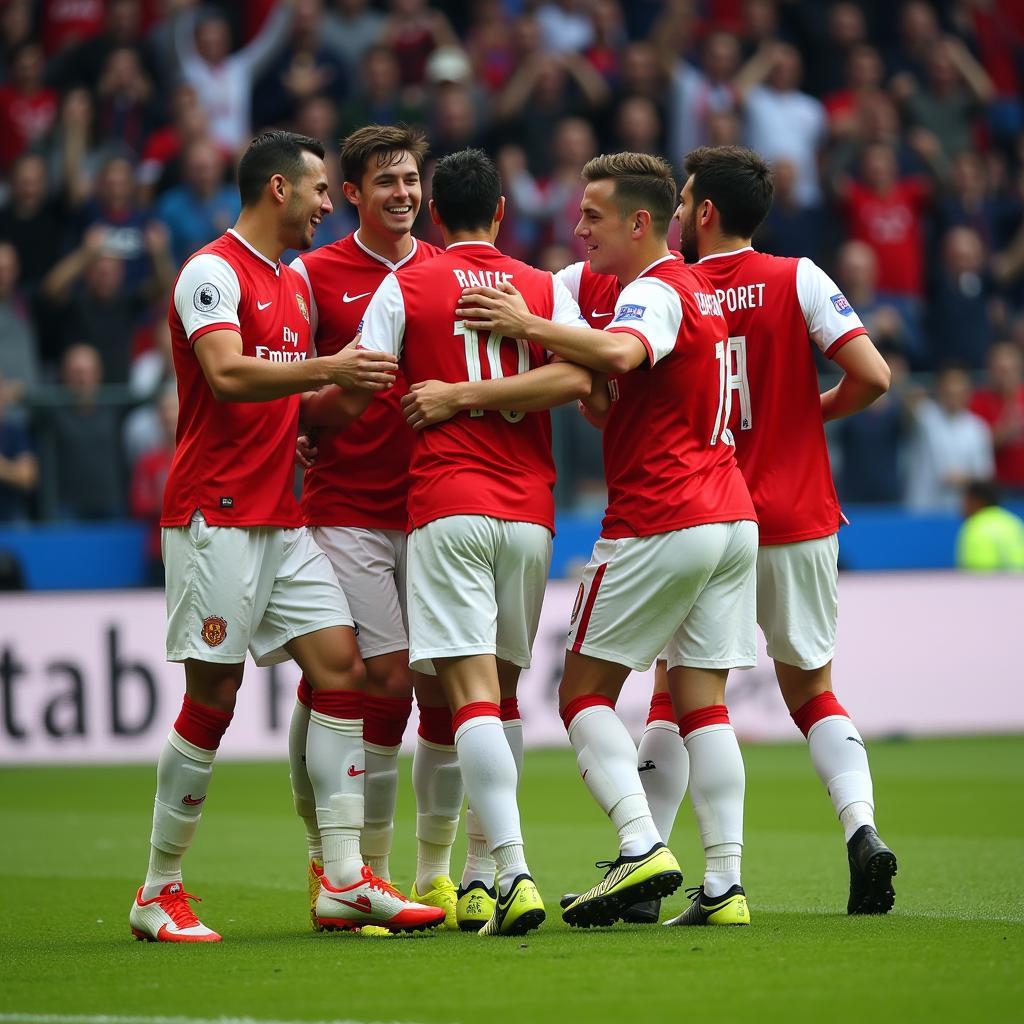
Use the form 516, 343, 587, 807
143, 696, 231, 899
361, 694, 412, 880
287, 678, 321, 862
638, 692, 689, 844
493, 842, 529, 896
462, 807, 494, 888
413, 705, 463, 892
563, 697, 661, 857
453, 702, 529, 883
501, 698, 524, 780
307, 690, 365, 888
680, 705, 744, 896
792, 692, 876, 842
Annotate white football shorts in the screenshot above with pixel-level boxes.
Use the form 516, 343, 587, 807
406, 514, 552, 674
310, 526, 408, 660
163, 511, 353, 667
568, 519, 758, 673
756, 532, 839, 670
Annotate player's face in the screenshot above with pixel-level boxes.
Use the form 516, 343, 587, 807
575, 179, 633, 276
674, 176, 700, 264
285, 151, 333, 251
354, 151, 422, 239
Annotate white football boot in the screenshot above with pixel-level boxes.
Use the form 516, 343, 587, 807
315, 865, 446, 933
129, 881, 221, 942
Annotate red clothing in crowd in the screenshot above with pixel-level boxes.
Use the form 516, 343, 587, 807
970, 386, 1024, 488
0, 85, 59, 171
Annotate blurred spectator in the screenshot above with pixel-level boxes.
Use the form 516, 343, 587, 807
0, 371, 38, 522
36, 87, 105, 209
429, 82, 486, 160
0, 42, 59, 173
755, 158, 825, 264
582, 0, 627, 84
537, 0, 594, 55
969, 341, 1024, 494
0, 242, 39, 400
955, 479, 1024, 571
319, 0, 385, 79
834, 239, 925, 366
807, 1, 870, 97
379, 0, 458, 88
736, 42, 826, 209
93, 45, 162, 156
837, 142, 931, 299
465, 0, 518, 94
155, 140, 239, 264
611, 96, 662, 156
41, 222, 174, 384
124, 315, 174, 464
938, 150, 1010, 251
174, 0, 296, 152
929, 226, 995, 369
823, 44, 887, 141
339, 45, 424, 135
837, 344, 910, 503
0, 1, 32, 78
598, 42, 668, 155
46, 344, 124, 520
253, 0, 347, 127
39, 0, 105, 57
130, 383, 177, 584
886, 0, 940, 80
905, 364, 994, 511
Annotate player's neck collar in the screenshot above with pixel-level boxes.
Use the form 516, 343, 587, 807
353, 230, 418, 271
227, 228, 280, 275
446, 240, 497, 251
699, 246, 754, 263
635, 253, 677, 279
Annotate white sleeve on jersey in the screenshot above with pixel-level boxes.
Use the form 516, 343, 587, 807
551, 274, 587, 326
554, 262, 585, 303
796, 257, 866, 356
289, 256, 319, 348
608, 277, 683, 366
174, 253, 241, 342
358, 272, 406, 358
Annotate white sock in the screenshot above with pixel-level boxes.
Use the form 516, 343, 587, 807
567, 704, 661, 857
306, 708, 365, 887
494, 842, 529, 896
638, 720, 689, 844
806, 715, 876, 841
461, 807, 494, 889
362, 742, 400, 879
287, 698, 322, 862
144, 730, 216, 899
412, 736, 463, 891
502, 716, 524, 780
684, 722, 745, 896
454, 714, 528, 873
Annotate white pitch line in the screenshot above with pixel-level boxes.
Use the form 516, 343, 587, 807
0, 1016, 444, 1024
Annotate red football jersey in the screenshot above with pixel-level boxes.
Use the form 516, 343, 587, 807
162, 230, 312, 528
359, 241, 585, 532
696, 248, 867, 544
596, 256, 755, 539
291, 234, 442, 529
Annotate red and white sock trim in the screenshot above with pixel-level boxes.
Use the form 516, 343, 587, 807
452, 700, 501, 740
499, 697, 521, 722
311, 689, 364, 720
678, 704, 731, 740
296, 676, 313, 710
560, 694, 615, 734
646, 692, 676, 726
173, 695, 232, 751
363, 694, 413, 748
418, 704, 456, 747
791, 691, 849, 738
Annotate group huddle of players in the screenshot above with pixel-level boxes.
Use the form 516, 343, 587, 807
127, 124, 898, 943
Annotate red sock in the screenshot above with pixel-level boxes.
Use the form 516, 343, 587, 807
363, 693, 413, 747
678, 704, 730, 739
418, 704, 455, 746
452, 701, 500, 734
173, 695, 233, 750
791, 691, 849, 738
296, 676, 313, 709
559, 694, 614, 731
311, 690, 363, 719
646, 692, 675, 725
499, 697, 520, 722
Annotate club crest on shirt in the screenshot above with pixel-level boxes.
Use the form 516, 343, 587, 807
194, 283, 220, 311
201, 615, 228, 647
831, 293, 853, 316
570, 582, 585, 625
296, 292, 310, 323
613, 303, 646, 322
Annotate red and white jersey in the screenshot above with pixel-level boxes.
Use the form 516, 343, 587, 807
696, 247, 867, 544
360, 241, 585, 532
556, 260, 622, 330
162, 230, 312, 528
592, 255, 755, 539
291, 233, 442, 530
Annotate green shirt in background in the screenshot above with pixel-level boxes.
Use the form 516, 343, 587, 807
956, 506, 1024, 572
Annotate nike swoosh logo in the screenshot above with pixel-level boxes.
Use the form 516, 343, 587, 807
182, 794, 206, 806
330, 895, 372, 913
347, 765, 366, 777
343, 291, 372, 303
257, 300, 273, 310
591, 310, 613, 318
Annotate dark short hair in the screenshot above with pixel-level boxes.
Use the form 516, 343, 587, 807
684, 145, 774, 238
431, 148, 501, 233
581, 152, 677, 235
237, 130, 325, 207
341, 123, 428, 186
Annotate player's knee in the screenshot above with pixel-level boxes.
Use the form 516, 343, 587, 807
364, 653, 411, 698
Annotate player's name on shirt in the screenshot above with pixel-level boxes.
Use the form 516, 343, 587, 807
452, 268, 513, 289
694, 290, 726, 318
713, 282, 766, 312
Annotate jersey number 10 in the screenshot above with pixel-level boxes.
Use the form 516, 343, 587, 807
710, 335, 752, 446
455, 320, 529, 423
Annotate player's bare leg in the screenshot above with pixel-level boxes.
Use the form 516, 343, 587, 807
411, 670, 463, 929
663, 665, 750, 927
437, 654, 544, 936
776, 660, 897, 914
130, 660, 244, 943
559, 652, 683, 928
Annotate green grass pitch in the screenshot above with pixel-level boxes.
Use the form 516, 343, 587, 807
2, 737, 1022, 1024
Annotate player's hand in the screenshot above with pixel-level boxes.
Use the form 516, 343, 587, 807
295, 433, 318, 468
401, 380, 463, 430
457, 282, 532, 337
325, 337, 398, 391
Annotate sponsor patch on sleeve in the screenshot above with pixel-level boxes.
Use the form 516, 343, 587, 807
613, 303, 646, 322
193, 283, 221, 311
830, 293, 853, 316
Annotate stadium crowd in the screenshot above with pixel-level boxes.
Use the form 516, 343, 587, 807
0, 0, 1022, 528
